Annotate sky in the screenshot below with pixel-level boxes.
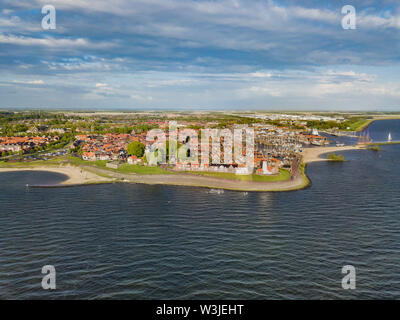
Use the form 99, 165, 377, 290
0, 0, 400, 111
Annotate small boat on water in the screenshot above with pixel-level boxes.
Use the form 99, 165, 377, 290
208, 189, 224, 194
311, 140, 323, 146
388, 133, 392, 142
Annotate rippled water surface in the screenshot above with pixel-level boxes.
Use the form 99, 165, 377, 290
1, 120, 400, 299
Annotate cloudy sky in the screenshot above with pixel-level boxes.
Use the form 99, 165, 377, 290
0, 0, 400, 110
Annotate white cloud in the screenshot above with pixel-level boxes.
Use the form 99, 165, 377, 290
145, 79, 197, 87
322, 70, 376, 83
13, 79, 44, 85
2, 9, 14, 14
0, 16, 21, 27
0, 33, 114, 49
131, 94, 153, 101
289, 6, 338, 23
248, 86, 282, 97
249, 72, 273, 78
359, 12, 400, 29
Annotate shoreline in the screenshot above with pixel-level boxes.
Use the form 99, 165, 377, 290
356, 116, 400, 132
301, 145, 362, 163
0, 165, 114, 185
0, 145, 363, 192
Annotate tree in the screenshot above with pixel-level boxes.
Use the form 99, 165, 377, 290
127, 141, 145, 157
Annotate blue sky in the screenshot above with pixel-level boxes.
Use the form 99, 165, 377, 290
0, 0, 400, 110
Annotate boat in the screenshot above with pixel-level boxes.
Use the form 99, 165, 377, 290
312, 129, 319, 136
311, 140, 323, 146
388, 133, 392, 142
208, 189, 224, 194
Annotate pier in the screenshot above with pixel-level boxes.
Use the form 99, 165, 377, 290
322, 130, 359, 138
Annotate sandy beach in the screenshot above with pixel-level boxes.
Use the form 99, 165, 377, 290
302, 145, 362, 163
0, 165, 113, 185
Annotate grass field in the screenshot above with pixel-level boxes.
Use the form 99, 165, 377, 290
327, 153, 345, 161
347, 118, 374, 131
116, 164, 173, 175
349, 116, 400, 132
185, 168, 291, 182
368, 141, 400, 146
1, 154, 294, 179
0, 156, 68, 168
68, 155, 172, 175
1, 155, 172, 175
68, 156, 107, 168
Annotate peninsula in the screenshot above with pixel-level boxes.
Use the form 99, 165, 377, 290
0, 110, 385, 192
0, 145, 362, 192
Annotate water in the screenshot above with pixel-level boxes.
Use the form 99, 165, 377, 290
367, 119, 400, 143
323, 119, 400, 146
0, 120, 400, 299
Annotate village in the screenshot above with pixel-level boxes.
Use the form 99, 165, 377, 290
0, 111, 336, 179
0, 136, 61, 156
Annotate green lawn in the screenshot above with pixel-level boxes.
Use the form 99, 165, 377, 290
327, 153, 345, 161
186, 168, 291, 182
369, 141, 400, 146
252, 169, 291, 182
347, 119, 373, 131
0, 155, 172, 176
68, 156, 172, 175
0, 156, 68, 168
68, 156, 107, 168
1, 155, 292, 179
116, 164, 173, 175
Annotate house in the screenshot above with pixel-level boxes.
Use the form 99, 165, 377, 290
0, 136, 54, 153
236, 167, 251, 175
127, 155, 142, 165
48, 128, 66, 134
99, 154, 111, 161
82, 152, 96, 161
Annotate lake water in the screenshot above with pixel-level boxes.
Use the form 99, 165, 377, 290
0, 120, 400, 299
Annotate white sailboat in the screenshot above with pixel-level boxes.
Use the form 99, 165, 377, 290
388, 133, 392, 142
